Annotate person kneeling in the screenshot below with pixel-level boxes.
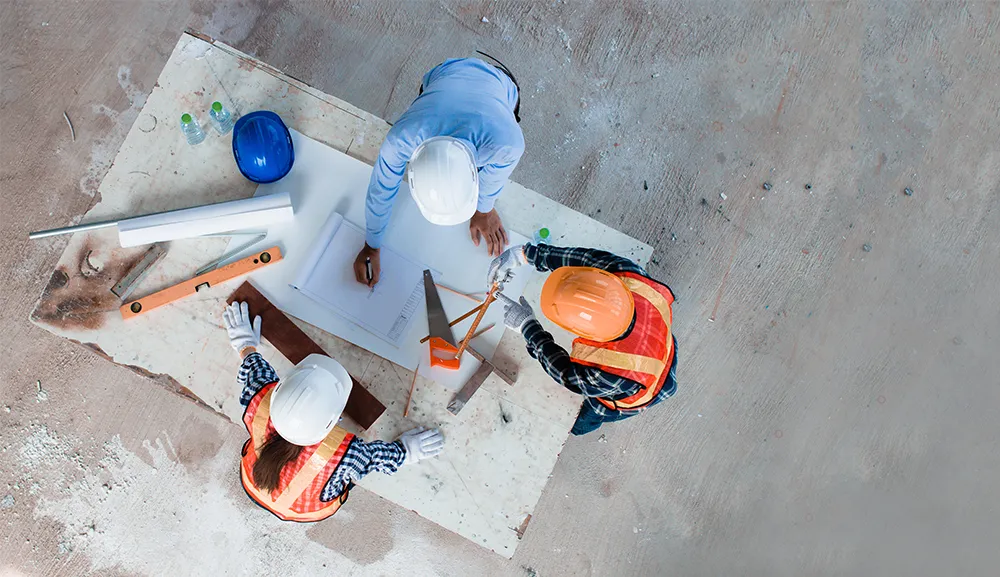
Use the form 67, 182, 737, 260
223, 301, 444, 521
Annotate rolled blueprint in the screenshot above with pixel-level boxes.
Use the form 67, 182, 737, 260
117, 192, 294, 247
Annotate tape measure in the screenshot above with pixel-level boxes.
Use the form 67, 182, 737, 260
120, 247, 282, 320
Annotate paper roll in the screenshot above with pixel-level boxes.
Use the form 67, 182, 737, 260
117, 192, 294, 247
291, 211, 344, 290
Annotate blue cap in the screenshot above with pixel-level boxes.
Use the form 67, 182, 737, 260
232, 111, 294, 183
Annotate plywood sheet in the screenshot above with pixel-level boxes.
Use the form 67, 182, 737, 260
28, 33, 652, 557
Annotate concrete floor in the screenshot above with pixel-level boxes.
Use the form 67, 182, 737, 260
3, 0, 1000, 575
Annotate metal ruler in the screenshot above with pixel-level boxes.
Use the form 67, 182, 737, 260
194, 232, 267, 276
110, 244, 168, 300
446, 346, 516, 415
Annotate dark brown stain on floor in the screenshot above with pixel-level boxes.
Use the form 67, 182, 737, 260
31, 240, 155, 331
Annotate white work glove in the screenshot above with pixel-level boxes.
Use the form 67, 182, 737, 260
486, 245, 528, 287
399, 427, 445, 465
222, 301, 261, 354
497, 294, 536, 331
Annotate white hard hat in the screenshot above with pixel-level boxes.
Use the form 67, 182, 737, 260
270, 354, 353, 446
407, 136, 479, 226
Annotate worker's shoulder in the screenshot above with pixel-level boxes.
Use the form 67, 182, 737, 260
428, 57, 502, 79
388, 103, 523, 152
489, 117, 525, 157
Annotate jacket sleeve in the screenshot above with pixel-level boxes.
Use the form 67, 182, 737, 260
320, 439, 407, 501
364, 128, 419, 248
523, 243, 648, 275
521, 320, 642, 399
475, 145, 523, 213
238, 352, 279, 407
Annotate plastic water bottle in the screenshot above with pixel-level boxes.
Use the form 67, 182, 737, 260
179, 113, 206, 145
533, 227, 551, 245
209, 101, 235, 135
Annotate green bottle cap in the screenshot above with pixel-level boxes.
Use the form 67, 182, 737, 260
212, 101, 222, 112
539, 228, 550, 239
181, 113, 192, 123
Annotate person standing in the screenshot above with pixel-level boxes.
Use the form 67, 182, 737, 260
487, 244, 678, 435
222, 301, 444, 521
353, 56, 524, 286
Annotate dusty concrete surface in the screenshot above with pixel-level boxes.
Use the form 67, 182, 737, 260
3, 1, 1000, 575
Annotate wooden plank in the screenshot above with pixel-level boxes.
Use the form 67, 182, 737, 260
227, 281, 386, 429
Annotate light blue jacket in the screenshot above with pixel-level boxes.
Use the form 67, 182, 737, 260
364, 58, 524, 248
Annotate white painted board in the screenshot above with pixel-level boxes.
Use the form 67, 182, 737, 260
228, 129, 531, 391
117, 190, 293, 247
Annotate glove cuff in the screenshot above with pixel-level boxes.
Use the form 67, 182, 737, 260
515, 245, 528, 264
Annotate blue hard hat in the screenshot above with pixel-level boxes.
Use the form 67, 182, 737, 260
232, 111, 294, 183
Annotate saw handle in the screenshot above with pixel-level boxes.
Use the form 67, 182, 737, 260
428, 337, 461, 370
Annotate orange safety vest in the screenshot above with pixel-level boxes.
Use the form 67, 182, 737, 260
570, 272, 675, 411
240, 382, 355, 522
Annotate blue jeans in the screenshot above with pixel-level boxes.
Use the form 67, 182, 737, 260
570, 403, 639, 436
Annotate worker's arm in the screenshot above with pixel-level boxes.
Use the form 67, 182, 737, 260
521, 320, 643, 399
237, 351, 279, 407
364, 128, 419, 249
523, 243, 648, 275
475, 147, 523, 214
320, 439, 406, 501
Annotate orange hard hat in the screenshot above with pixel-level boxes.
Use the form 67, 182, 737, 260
540, 267, 635, 341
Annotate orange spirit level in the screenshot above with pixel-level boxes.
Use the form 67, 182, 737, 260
120, 247, 282, 320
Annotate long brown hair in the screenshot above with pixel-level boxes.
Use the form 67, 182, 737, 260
252, 434, 302, 492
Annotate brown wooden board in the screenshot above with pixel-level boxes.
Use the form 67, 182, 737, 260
228, 281, 386, 429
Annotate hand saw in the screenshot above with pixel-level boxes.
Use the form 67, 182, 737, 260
423, 270, 461, 370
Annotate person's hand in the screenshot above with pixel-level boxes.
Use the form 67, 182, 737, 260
223, 301, 261, 355
487, 245, 528, 287
399, 427, 445, 465
353, 244, 381, 287
497, 294, 535, 331
469, 209, 508, 257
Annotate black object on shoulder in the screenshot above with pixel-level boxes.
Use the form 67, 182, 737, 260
476, 50, 521, 123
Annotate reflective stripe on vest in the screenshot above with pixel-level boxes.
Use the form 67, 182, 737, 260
570, 273, 675, 411
240, 383, 354, 522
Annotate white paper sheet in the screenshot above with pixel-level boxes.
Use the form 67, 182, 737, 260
227, 129, 531, 392
291, 211, 428, 347
118, 191, 293, 247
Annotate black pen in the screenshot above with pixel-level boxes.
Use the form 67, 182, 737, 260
365, 257, 373, 284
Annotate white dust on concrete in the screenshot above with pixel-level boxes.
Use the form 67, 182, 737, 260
80, 66, 147, 200
20, 427, 444, 575
18, 425, 77, 473
555, 27, 573, 61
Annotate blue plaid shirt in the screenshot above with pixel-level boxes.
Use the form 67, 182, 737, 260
238, 352, 405, 501
520, 243, 678, 419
